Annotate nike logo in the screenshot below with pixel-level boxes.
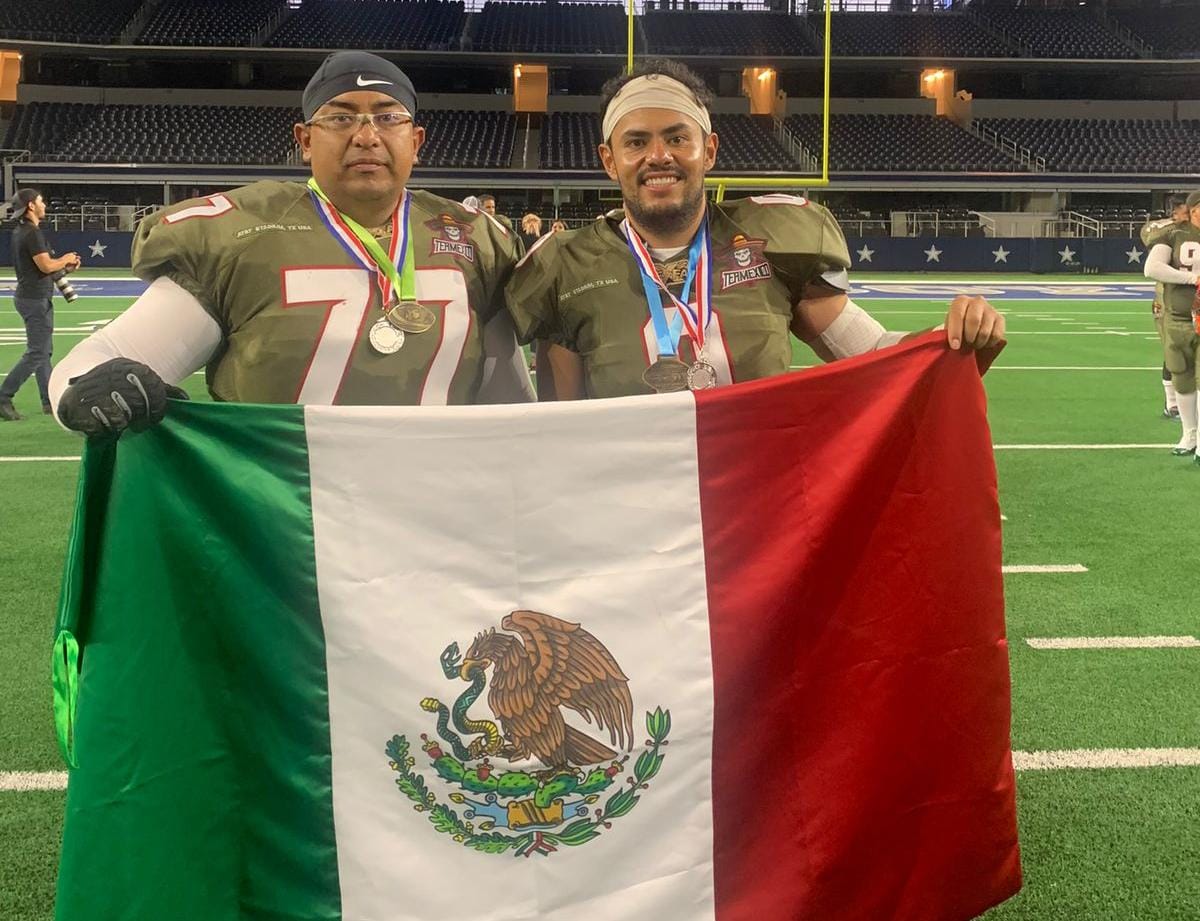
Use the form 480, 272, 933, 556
357, 75, 393, 87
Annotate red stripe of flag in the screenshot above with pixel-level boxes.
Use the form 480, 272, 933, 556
697, 333, 1020, 921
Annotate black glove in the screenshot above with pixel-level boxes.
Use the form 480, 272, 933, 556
57, 358, 189, 436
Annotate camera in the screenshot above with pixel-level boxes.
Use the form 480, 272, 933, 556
51, 269, 78, 303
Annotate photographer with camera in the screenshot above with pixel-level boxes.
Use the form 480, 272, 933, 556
0, 188, 80, 421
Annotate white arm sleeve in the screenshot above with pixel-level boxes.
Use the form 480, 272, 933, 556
1145, 243, 1199, 286
817, 298, 905, 359
475, 308, 535, 404
49, 276, 222, 426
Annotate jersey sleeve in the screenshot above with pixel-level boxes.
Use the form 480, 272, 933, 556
29, 227, 50, 257
1139, 218, 1177, 249
503, 232, 568, 348
731, 195, 852, 303
472, 210, 522, 325
131, 193, 245, 329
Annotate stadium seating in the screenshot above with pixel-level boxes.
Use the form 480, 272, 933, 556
818, 12, 1011, 58
267, 0, 465, 50
471, 2, 628, 54
710, 115, 795, 172
1113, 8, 1200, 58
785, 113, 1020, 173
975, 8, 1136, 59
974, 117, 1200, 173
415, 110, 516, 168
642, 11, 812, 56
541, 112, 603, 170
3, 102, 300, 164
0, 0, 143, 43
137, 0, 285, 47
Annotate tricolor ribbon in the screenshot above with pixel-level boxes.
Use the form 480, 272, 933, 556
308, 178, 415, 304
622, 216, 713, 359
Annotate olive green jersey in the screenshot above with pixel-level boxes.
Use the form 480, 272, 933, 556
1158, 224, 1200, 320
132, 181, 520, 405
1140, 217, 1184, 308
505, 194, 850, 399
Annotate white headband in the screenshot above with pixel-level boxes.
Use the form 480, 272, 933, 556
601, 74, 712, 143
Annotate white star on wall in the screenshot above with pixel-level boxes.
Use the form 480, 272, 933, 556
856, 245, 874, 263
992, 247, 1010, 264
88, 240, 107, 258
924, 245, 942, 263
1058, 246, 1076, 264
1126, 247, 1143, 264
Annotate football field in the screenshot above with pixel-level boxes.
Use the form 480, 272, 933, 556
1, 272, 1197, 919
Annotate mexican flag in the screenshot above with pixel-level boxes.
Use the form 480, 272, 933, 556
53, 333, 1021, 921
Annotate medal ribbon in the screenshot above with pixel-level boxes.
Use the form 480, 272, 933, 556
307, 178, 415, 304
622, 216, 713, 359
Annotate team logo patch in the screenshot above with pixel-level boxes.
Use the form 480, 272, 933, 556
716, 235, 772, 290
385, 610, 670, 858
426, 214, 476, 262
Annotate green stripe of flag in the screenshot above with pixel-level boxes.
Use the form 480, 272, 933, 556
54, 401, 343, 921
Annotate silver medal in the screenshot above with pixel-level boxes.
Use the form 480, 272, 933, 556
686, 359, 718, 391
368, 318, 405, 355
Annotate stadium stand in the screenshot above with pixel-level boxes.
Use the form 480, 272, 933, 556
818, 12, 1011, 58
1112, 7, 1200, 58
975, 8, 1136, 59
541, 111, 602, 170
710, 115, 795, 171
641, 11, 812, 56
0, 0, 143, 43
471, 2, 628, 54
266, 0, 464, 50
973, 117, 1200, 173
137, 0, 286, 47
415, 110, 516, 168
785, 113, 1020, 173
3, 102, 300, 164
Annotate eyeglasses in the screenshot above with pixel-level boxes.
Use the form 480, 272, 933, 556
306, 112, 414, 133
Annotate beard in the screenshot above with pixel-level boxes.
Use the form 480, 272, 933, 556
622, 173, 706, 240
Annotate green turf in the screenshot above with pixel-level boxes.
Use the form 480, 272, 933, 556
0, 792, 63, 921
1, 277, 1197, 919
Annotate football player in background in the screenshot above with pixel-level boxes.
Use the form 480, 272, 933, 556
506, 59, 1004, 400
50, 51, 532, 436
1144, 190, 1200, 460
1140, 196, 1189, 420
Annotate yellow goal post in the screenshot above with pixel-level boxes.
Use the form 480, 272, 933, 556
626, 0, 832, 201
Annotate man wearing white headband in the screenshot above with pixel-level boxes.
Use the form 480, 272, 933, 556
506, 59, 1004, 399
50, 51, 532, 437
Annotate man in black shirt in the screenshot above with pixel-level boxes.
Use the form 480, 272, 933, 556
0, 189, 80, 420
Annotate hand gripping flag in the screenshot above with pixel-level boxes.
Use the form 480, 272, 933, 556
53, 333, 1020, 921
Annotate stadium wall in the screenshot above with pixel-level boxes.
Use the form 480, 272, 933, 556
2, 233, 1151, 276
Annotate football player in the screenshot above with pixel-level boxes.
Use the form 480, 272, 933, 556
505, 59, 1004, 400
49, 51, 532, 436
1144, 190, 1200, 460
1139, 196, 1189, 420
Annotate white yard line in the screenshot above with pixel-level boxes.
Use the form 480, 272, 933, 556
989, 366, 1158, 371
8, 750, 1197, 788
0, 771, 67, 791
1013, 748, 1200, 771
994, 444, 1171, 450
1003, 564, 1088, 574
1026, 636, 1200, 650
0, 456, 81, 462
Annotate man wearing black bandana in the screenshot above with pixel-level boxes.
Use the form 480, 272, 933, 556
50, 51, 532, 436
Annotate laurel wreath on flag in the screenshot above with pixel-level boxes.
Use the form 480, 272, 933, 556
386, 708, 671, 857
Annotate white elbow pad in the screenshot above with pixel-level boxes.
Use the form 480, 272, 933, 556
817, 299, 903, 359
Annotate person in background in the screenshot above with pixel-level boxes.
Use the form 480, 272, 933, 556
550, 220, 568, 234
1139, 196, 1188, 420
520, 213, 542, 252
0, 189, 81, 421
